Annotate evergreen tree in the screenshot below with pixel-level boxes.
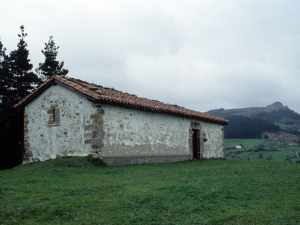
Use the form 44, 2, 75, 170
224, 115, 280, 139
0, 26, 41, 169
36, 36, 68, 80
7, 25, 41, 103
0, 40, 6, 100
0, 40, 11, 103
0, 39, 21, 169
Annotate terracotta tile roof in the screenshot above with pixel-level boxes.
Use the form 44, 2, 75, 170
15, 75, 229, 125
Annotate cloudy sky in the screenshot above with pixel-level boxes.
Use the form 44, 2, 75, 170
1, 0, 300, 113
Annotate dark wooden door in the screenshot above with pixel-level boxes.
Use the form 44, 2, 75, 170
192, 129, 200, 159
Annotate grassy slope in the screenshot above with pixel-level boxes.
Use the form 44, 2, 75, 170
225, 139, 300, 162
225, 139, 262, 149
1, 157, 300, 225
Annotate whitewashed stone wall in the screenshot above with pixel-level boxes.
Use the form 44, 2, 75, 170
24, 85, 95, 162
200, 121, 224, 158
101, 105, 191, 157
24, 84, 225, 164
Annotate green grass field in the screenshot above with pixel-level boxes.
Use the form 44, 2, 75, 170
1, 157, 300, 224
225, 139, 262, 149
225, 139, 300, 162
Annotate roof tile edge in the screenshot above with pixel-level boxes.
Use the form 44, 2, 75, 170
14, 75, 229, 125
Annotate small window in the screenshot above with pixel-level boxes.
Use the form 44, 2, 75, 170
47, 107, 60, 127
53, 108, 56, 122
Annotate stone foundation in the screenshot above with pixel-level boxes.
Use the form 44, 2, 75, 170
102, 155, 192, 166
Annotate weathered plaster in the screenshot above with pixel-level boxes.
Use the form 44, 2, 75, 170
201, 122, 225, 158
24, 83, 225, 164
101, 105, 191, 158
24, 85, 99, 162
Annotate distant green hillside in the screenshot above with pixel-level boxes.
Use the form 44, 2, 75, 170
207, 102, 291, 119
207, 102, 300, 139
225, 139, 300, 162
224, 115, 280, 139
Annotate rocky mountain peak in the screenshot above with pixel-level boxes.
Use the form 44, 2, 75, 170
266, 102, 288, 110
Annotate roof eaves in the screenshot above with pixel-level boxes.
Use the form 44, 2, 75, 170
91, 97, 229, 125
14, 78, 56, 109
14, 75, 229, 125
53, 78, 99, 101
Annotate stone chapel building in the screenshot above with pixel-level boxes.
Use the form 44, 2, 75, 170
15, 75, 228, 165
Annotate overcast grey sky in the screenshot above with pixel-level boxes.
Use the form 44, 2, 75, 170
1, 0, 300, 113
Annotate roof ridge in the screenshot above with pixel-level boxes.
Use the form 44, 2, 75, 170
15, 75, 229, 125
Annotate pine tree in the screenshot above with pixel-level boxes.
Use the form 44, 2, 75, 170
7, 25, 41, 104
36, 36, 68, 80
0, 40, 14, 143
0, 40, 11, 103
0, 39, 22, 169
0, 26, 41, 169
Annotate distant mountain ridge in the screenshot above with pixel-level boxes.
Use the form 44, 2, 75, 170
207, 102, 300, 125
207, 102, 300, 139
207, 102, 289, 118
266, 102, 288, 111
